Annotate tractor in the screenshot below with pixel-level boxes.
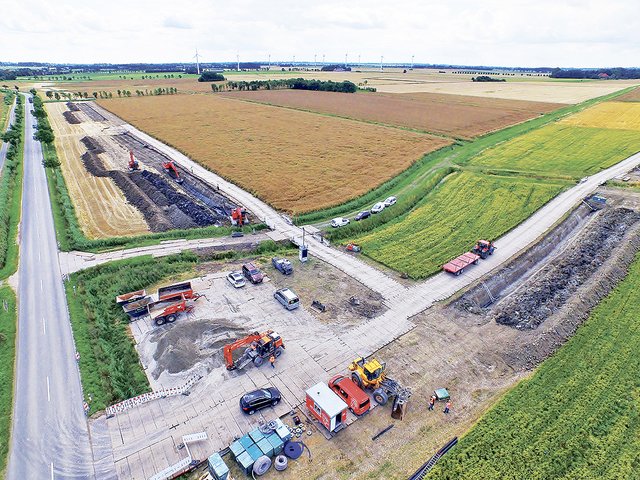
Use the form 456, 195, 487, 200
348, 356, 411, 419
472, 239, 496, 259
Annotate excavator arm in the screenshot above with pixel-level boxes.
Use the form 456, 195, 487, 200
224, 332, 261, 370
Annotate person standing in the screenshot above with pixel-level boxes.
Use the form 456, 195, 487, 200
444, 400, 452, 414
428, 395, 436, 411
269, 354, 276, 369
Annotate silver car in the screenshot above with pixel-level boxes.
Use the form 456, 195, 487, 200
227, 271, 246, 288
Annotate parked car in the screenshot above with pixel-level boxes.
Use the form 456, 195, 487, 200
384, 196, 397, 207
239, 387, 282, 415
274, 288, 300, 310
328, 374, 370, 415
354, 210, 371, 221
331, 217, 350, 228
226, 271, 246, 288
272, 257, 293, 275
371, 202, 386, 214
242, 262, 264, 284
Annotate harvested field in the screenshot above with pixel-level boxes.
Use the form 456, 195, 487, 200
45, 101, 150, 238
99, 95, 451, 213
616, 86, 640, 102
561, 100, 640, 131
469, 123, 640, 178
353, 172, 565, 278
372, 79, 638, 103
225, 90, 562, 139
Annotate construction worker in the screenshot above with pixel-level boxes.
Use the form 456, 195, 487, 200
269, 354, 276, 368
444, 400, 452, 414
428, 395, 436, 411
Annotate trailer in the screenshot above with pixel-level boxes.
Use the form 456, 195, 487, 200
443, 252, 480, 276
122, 296, 153, 319
115, 289, 147, 306
148, 298, 193, 326
157, 282, 198, 301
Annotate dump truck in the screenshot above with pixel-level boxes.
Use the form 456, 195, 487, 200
443, 252, 480, 276
348, 356, 411, 419
471, 240, 496, 259
224, 330, 285, 371
148, 297, 193, 326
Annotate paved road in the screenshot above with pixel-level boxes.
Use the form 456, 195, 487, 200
7, 94, 95, 479
0, 95, 17, 173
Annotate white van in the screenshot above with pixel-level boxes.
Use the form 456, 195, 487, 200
371, 202, 386, 214
274, 288, 300, 310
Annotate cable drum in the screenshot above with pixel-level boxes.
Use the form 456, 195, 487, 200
274, 455, 288, 471
252, 455, 272, 476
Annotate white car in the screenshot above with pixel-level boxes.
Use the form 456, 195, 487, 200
227, 271, 246, 288
384, 196, 397, 207
371, 202, 386, 214
331, 217, 350, 228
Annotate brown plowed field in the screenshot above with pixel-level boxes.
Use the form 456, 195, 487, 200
99, 95, 451, 214
616, 86, 640, 102
224, 89, 563, 139
45, 102, 150, 238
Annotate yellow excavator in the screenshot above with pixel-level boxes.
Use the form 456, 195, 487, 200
348, 356, 411, 419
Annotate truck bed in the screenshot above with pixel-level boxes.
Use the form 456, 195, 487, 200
157, 282, 194, 300
115, 289, 147, 306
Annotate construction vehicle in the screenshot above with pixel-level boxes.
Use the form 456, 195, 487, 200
224, 330, 285, 371
128, 150, 139, 171
443, 252, 480, 276
230, 207, 248, 226
348, 356, 411, 419
471, 240, 496, 259
162, 160, 183, 184
346, 243, 361, 253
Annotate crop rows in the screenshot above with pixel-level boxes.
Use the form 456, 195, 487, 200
561, 100, 640, 131
429, 253, 640, 479
353, 172, 564, 278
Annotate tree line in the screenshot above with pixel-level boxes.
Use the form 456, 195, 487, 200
211, 78, 357, 93
550, 67, 640, 79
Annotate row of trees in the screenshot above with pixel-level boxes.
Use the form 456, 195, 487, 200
198, 72, 225, 82
471, 75, 506, 82
213, 78, 357, 93
42, 87, 179, 101
550, 67, 640, 79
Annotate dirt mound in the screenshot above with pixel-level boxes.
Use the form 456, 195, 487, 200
66, 102, 81, 112
63, 111, 81, 124
150, 318, 249, 379
493, 208, 640, 330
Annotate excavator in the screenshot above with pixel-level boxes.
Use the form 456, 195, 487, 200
162, 160, 184, 184
230, 207, 249, 226
224, 330, 285, 371
128, 150, 139, 171
348, 356, 412, 419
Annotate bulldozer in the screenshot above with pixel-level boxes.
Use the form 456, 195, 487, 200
224, 330, 285, 371
348, 356, 411, 419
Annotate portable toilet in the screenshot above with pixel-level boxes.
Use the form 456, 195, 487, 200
305, 382, 348, 433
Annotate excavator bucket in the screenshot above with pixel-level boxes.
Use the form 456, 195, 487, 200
391, 397, 408, 420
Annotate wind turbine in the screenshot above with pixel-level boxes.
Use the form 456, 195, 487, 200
322, 54, 325, 65
345, 53, 348, 68
268, 54, 271, 70
236, 53, 240, 72
314, 54, 317, 68
411, 55, 415, 70
193, 48, 201, 75
380, 55, 384, 72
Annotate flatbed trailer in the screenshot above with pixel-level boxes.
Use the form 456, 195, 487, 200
443, 252, 480, 276
157, 282, 197, 301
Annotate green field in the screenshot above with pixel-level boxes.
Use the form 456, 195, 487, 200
352, 172, 565, 278
429, 253, 640, 480
0, 285, 17, 476
468, 124, 640, 178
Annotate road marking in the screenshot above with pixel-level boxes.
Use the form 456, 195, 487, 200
38, 250, 41, 261
40, 279, 43, 291
42, 316, 46, 335
46, 376, 50, 402
50, 462, 54, 479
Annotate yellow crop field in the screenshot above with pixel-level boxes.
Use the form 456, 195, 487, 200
561, 101, 640, 131
99, 95, 451, 213
469, 123, 640, 178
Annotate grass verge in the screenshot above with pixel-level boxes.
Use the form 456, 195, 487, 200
429, 252, 640, 479
0, 285, 17, 476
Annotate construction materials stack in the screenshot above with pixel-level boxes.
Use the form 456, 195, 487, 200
229, 420, 291, 475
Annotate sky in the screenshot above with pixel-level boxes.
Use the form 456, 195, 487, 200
1, 0, 639, 68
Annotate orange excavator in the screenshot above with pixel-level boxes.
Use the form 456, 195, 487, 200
230, 207, 248, 226
224, 330, 285, 370
162, 160, 184, 184
128, 150, 139, 171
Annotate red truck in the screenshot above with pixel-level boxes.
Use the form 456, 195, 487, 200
443, 252, 480, 276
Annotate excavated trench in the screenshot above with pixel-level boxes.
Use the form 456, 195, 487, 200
62, 111, 81, 124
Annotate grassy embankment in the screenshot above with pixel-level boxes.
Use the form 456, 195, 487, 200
430, 253, 640, 479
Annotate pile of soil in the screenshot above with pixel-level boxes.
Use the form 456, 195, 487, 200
77, 103, 106, 121
493, 208, 640, 330
66, 102, 81, 112
150, 318, 249, 379
63, 111, 81, 124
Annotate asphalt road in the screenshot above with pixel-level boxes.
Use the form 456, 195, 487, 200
7, 94, 94, 479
